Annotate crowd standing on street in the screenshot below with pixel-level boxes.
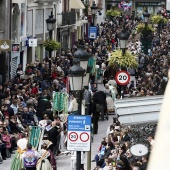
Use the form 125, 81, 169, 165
0, 11, 169, 170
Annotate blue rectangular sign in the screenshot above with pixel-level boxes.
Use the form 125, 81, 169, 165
68, 115, 91, 132
89, 26, 97, 39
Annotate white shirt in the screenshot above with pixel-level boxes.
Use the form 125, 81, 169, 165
10, 104, 18, 114
38, 120, 47, 128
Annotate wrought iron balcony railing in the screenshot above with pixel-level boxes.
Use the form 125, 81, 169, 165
57, 11, 76, 27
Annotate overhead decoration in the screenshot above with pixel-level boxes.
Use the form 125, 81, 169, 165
118, 1, 132, 12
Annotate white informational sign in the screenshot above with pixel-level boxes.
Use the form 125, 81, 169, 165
167, 0, 170, 11
67, 115, 91, 151
29, 39, 37, 47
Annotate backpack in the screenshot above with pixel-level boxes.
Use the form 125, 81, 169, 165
24, 150, 37, 167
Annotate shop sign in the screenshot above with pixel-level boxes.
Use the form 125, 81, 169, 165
0, 40, 11, 51
29, 39, 37, 47
136, 2, 163, 6
89, 26, 97, 39
12, 43, 20, 52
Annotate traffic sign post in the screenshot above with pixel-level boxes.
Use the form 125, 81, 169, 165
67, 115, 91, 152
115, 70, 130, 85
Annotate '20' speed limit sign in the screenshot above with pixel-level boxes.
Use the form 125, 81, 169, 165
115, 70, 130, 85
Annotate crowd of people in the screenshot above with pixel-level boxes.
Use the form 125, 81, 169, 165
92, 117, 155, 170
0, 10, 169, 170
90, 12, 169, 170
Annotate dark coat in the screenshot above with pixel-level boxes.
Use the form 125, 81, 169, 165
44, 127, 59, 145
104, 147, 112, 159
7, 106, 14, 118
93, 91, 106, 104
122, 134, 131, 142
37, 98, 51, 118
120, 154, 131, 170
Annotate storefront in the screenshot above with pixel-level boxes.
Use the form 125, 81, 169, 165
35, 35, 43, 62
106, 0, 165, 15
136, 1, 166, 15
57, 28, 69, 52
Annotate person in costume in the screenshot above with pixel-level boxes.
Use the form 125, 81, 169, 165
10, 133, 28, 170
41, 134, 57, 170
36, 143, 53, 170
44, 120, 59, 155
22, 143, 40, 170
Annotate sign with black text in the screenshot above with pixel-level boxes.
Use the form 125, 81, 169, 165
115, 70, 130, 86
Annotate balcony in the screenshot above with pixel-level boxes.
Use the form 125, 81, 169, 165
57, 11, 76, 27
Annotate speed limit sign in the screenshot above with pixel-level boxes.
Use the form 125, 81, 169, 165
115, 70, 130, 85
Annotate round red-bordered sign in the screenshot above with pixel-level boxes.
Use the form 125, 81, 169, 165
115, 71, 130, 85
69, 132, 78, 142
80, 132, 89, 142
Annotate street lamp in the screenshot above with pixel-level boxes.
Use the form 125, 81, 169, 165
157, 11, 162, 38
83, 65, 91, 87
68, 64, 86, 170
118, 23, 129, 55
46, 11, 56, 77
143, 10, 150, 23
74, 46, 91, 70
91, 1, 98, 25
142, 10, 150, 55
69, 64, 85, 91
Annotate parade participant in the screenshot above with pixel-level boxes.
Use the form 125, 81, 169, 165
10, 133, 28, 170
92, 89, 107, 122
41, 134, 57, 170
36, 143, 53, 170
44, 120, 59, 155
22, 143, 40, 170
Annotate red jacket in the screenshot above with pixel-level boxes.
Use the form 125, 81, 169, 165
31, 87, 38, 94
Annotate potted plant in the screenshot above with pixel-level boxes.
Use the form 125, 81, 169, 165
136, 23, 154, 36
43, 39, 60, 52
106, 9, 121, 17
108, 49, 138, 68
151, 15, 168, 24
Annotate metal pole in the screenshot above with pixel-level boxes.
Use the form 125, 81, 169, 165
87, 143, 91, 170
49, 30, 52, 77
93, 14, 95, 26
87, 111, 93, 170
144, 22, 148, 55
121, 85, 124, 99
76, 91, 83, 170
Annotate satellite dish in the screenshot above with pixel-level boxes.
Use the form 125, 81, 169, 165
130, 143, 148, 157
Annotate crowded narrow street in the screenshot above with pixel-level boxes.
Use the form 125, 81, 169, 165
0, 0, 170, 170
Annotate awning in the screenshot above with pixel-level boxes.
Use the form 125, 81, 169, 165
70, 0, 85, 9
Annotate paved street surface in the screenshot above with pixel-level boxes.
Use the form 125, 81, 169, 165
0, 156, 13, 169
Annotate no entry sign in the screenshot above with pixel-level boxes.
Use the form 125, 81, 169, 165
67, 115, 91, 151
115, 70, 130, 85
